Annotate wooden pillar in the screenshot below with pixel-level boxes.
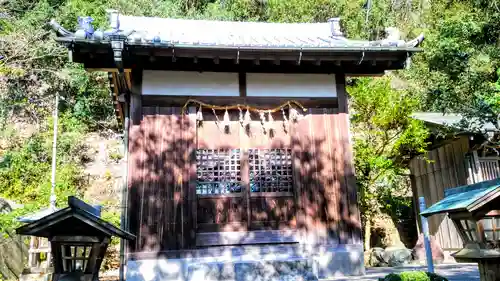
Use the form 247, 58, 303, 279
335, 73, 362, 244
28, 236, 34, 267
478, 260, 500, 281
127, 68, 143, 252
410, 175, 422, 234
472, 150, 484, 183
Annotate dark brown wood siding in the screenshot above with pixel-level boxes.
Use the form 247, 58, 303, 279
409, 136, 470, 250
292, 108, 360, 245
127, 104, 360, 252
127, 106, 196, 252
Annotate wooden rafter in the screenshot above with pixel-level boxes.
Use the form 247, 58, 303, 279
109, 72, 124, 124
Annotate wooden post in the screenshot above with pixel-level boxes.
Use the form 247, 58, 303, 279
472, 151, 484, 183
478, 260, 500, 281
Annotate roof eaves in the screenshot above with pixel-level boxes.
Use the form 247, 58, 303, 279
16, 208, 72, 236
73, 209, 135, 240
55, 37, 422, 53
468, 187, 500, 212
412, 112, 498, 133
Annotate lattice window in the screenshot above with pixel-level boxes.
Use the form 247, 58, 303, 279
482, 217, 500, 242
61, 245, 92, 272
248, 148, 293, 193
196, 149, 242, 195
460, 220, 479, 242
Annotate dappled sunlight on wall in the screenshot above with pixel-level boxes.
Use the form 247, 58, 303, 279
126, 106, 361, 255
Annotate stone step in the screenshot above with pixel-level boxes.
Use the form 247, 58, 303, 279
187, 259, 318, 281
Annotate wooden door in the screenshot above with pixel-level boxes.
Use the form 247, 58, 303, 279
195, 109, 296, 233
196, 110, 247, 232
244, 112, 296, 230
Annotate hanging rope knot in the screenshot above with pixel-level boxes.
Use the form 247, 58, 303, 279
180, 99, 308, 134
238, 107, 243, 125
282, 106, 289, 131
181, 99, 306, 114
222, 108, 230, 133
243, 107, 251, 129
267, 110, 274, 131
196, 105, 203, 123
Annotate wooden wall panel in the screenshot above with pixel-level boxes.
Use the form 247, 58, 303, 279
197, 196, 247, 232
128, 102, 359, 251
409, 136, 470, 249
128, 105, 196, 252
291, 108, 360, 245
249, 197, 295, 230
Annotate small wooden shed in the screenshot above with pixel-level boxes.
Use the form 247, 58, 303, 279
410, 112, 500, 252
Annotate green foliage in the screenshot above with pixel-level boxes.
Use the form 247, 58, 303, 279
0, 128, 85, 232
101, 209, 121, 245
404, 0, 500, 133
349, 77, 429, 222
379, 271, 448, 281
1, 0, 496, 263
108, 150, 123, 163
0, 0, 117, 237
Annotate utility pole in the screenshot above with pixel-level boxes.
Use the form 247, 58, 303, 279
365, 0, 373, 30
49, 93, 59, 209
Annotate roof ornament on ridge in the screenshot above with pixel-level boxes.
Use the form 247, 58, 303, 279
49, 9, 424, 49
328, 18, 343, 37
49, 9, 133, 41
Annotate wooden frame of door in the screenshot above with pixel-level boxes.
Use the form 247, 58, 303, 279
194, 109, 299, 246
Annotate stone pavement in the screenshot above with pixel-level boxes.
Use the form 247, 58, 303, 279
327, 263, 479, 281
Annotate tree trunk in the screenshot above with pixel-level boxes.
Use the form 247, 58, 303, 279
364, 219, 371, 251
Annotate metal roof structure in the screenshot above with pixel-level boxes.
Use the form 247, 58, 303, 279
412, 112, 498, 133
48, 9, 425, 75
49, 10, 426, 124
420, 178, 500, 217
50, 10, 424, 51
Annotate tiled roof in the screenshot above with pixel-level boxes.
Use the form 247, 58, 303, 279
49, 9, 424, 51
121, 15, 348, 48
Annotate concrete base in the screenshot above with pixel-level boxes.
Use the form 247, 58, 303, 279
19, 268, 53, 281
126, 244, 364, 281
19, 273, 52, 281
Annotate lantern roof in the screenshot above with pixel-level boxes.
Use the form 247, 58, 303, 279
421, 178, 500, 217
16, 196, 135, 240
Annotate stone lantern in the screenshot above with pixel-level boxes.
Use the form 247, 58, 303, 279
421, 179, 500, 281
16, 196, 135, 281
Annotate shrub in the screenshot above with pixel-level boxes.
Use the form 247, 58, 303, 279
379, 271, 448, 281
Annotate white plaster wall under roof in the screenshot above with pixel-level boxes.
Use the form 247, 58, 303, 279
246, 73, 337, 97
142, 71, 239, 96
141, 71, 338, 97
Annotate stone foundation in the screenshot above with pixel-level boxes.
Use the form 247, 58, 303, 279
125, 244, 364, 281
